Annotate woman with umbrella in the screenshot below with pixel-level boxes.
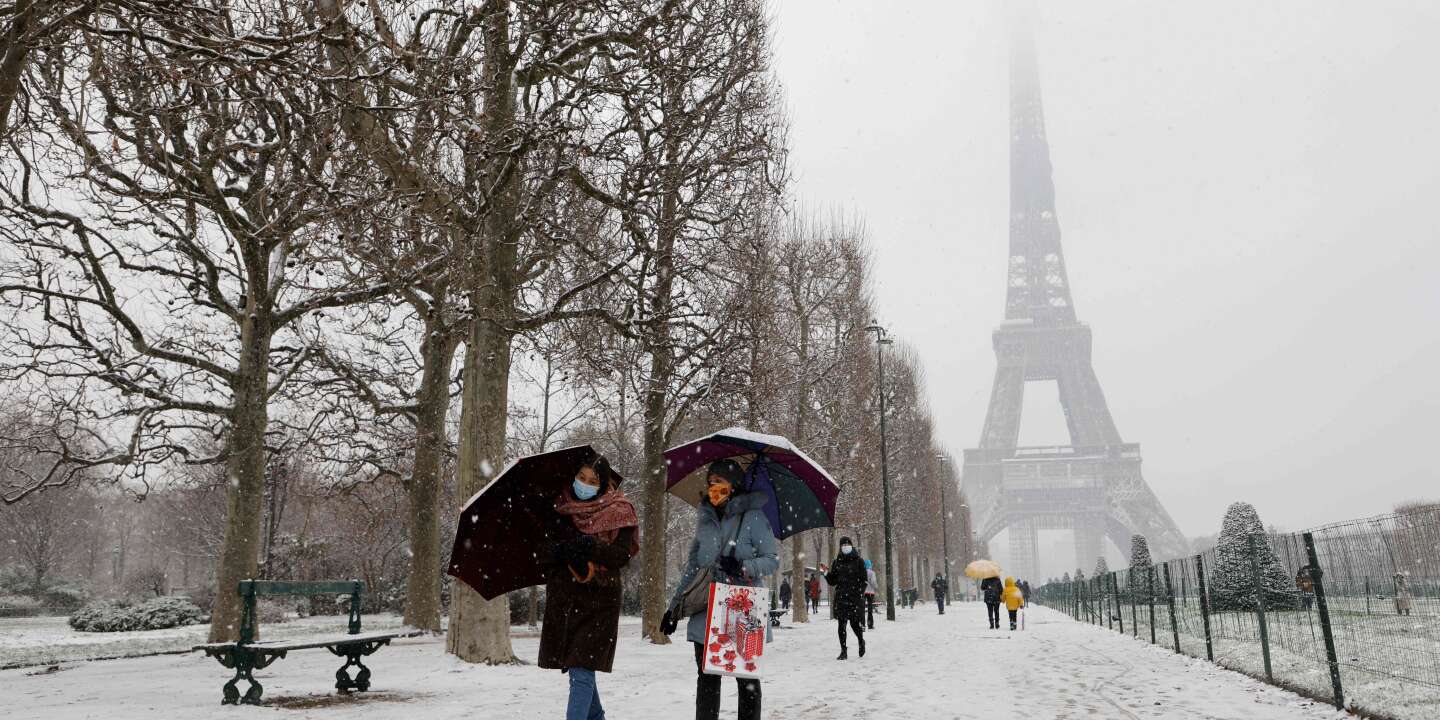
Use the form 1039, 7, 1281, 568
659, 458, 779, 720
966, 559, 1005, 630
538, 455, 639, 720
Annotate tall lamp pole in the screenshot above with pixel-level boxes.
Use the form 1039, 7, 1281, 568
937, 454, 952, 599
865, 322, 897, 621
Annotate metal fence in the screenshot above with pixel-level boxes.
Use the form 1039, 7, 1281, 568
1036, 507, 1440, 720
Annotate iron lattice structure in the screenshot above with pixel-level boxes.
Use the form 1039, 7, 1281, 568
962, 16, 1187, 581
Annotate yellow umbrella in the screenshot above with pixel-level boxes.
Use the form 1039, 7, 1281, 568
964, 559, 1002, 580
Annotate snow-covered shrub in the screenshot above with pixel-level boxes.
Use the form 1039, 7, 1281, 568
69, 600, 136, 632
1129, 535, 1153, 569
129, 597, 206, 629
69, 597, 206, 632
0, 594, 41, 610
1094, 556, 1110, 577
1209, 502, 1300, 612
37, 582, 91, 610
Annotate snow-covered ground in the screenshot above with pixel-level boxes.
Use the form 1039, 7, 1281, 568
0, 613, 416, 669
2, 603, 1360, 719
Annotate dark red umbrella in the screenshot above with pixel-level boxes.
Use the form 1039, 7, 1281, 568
447, 445, 621, 600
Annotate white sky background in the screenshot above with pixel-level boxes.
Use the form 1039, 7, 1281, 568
770, 0, 1440, 541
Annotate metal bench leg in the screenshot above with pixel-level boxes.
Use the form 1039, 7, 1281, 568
220, 649, 265, 705
335, 650, 370, 693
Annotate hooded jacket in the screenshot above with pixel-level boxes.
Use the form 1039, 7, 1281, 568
1003, 576, 1025, 611
668, 490, 779, 644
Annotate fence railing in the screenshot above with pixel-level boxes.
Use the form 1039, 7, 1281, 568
1036, 507, 1440, 720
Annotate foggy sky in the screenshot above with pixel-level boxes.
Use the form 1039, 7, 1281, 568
771, 0, 1440, 547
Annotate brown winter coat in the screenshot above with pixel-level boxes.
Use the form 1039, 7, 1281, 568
537, 519, 636, 673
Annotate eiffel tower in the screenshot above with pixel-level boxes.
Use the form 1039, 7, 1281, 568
962, 12, 1188, 581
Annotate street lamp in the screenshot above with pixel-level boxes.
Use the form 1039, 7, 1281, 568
936, 453, 952, 600
864, 322, 897, 622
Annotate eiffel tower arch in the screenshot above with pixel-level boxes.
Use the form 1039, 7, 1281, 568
962, 10, 1188, 582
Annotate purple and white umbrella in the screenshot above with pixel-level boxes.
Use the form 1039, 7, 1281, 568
664, 427, 840, 540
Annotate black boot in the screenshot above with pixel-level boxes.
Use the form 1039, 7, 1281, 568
858, 636, 866, 657
837, 646, 847, 660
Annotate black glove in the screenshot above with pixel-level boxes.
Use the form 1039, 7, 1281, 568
717, 554, 744, 579
659, 609, 679, 636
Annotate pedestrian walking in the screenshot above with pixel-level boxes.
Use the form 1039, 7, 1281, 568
981, 575, 1003, 629
863, 559, 878, 630
822, 536, 867, 660
1002, 576, 1025, 630
538, 456, 639, 720
930, 573, 949, 614
807, 574, 822, 614
1395, 572, 1414, 616
779, 578, 792, 612
659, 459, 779, 720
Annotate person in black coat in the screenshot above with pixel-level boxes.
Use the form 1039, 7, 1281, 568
930, 573, 949, 614
822, 536, 867, 660
981, 576, 1003, 629
779, 578, 792, 611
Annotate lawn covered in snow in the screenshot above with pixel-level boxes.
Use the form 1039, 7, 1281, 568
2, 603, 1360, 719
0, 613, 415, 669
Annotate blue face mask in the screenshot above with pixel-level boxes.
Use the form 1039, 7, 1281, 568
573, 479, 599, 501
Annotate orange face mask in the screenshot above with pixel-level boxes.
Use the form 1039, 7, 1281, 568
707, 481, 732, 506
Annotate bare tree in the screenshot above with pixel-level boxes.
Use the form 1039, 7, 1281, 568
0, 3, 398, 640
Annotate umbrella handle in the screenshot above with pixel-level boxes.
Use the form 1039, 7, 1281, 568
568, 561, 597, 584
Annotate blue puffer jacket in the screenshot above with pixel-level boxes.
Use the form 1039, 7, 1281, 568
669, 491, 780, 644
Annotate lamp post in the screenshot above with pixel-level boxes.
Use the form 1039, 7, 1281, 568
937, 454, 952, 599
865, 322, 897, 621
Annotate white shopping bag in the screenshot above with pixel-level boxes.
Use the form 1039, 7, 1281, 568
700, 582, 769, 679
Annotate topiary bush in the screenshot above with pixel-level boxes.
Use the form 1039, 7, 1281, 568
68, 597, 207, 632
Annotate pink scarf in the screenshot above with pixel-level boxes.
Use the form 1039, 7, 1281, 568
554, 486, 640, 557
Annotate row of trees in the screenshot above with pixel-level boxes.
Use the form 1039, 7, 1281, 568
0, 0, 968, 661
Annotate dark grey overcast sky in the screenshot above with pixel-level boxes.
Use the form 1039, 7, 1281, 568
772, 0, 1440, 545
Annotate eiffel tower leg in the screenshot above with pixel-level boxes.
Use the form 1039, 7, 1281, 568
1056, 364, 1121, 446
1075, 520, 1103, 574
980, 366, 1024, 449
1009, 518, 1038, 581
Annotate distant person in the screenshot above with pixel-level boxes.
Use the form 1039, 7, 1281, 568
779, 578, 792, 612
822, 537, 867, 660
981, 575, 1003, 629
1019, 579, 1032, 604
1002, 576, 1025, 630
808, 574, 822, 614
1395, 572, 1414, 616
931, 573, 949, 614
863, 559, 878, 629
1295, 566, 1316, 611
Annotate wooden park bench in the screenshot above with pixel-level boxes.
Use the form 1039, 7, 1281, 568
192, 580, 399, 705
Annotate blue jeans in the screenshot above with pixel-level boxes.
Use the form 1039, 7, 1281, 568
566, 667, 605, 720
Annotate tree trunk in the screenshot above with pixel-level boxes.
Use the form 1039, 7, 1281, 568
790, 314, 812, 623
405, 324, 457, 633
446, 0, 520, 663
446, 320, 517, 662
207, 311, 272, 642
638, 360, 673, 644
790, 535, 808, 622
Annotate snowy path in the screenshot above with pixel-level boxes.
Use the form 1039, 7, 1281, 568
2, 603, 1354, 719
